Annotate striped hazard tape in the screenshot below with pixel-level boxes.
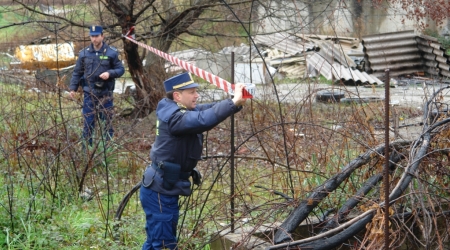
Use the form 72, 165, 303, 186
123, 26, 253, 98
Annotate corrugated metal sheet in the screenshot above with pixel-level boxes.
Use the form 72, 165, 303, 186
416, 35, 450, 77
307, 53, 333, 79
362, 30, 422, 79
368, 54, 422, 65
317, 40, 357, 68
362, 30, 450, 80
307, 53, 383, 84
253, 32, 316, 56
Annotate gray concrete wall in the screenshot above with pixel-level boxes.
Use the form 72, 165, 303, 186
256, 0, 443, 38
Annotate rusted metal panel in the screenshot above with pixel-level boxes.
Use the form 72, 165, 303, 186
13, 42, 76, 70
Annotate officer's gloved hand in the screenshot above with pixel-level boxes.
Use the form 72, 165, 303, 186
191, 168, 202, 186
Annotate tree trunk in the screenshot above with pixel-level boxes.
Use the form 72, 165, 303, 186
123, 34, 166, 118
106, 0, 215, 118
107, 1, 168, 118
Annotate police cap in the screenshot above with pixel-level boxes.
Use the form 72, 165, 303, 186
89, 25, 103, 36
164, 72, 199, 92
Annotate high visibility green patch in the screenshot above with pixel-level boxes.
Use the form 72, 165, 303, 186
99, 56, 108, 60
156, 120, 159, 136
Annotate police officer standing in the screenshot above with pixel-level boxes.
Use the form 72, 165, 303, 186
69, 25, 125, 148
140, 72, 247, 249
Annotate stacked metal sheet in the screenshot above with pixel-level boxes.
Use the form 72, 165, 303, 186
415, 35, 450, 77
362, 30, 423, 80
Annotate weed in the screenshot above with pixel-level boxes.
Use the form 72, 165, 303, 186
1, 69, 449, 249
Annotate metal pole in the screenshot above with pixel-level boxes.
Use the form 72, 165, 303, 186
230, 52, 235, 232
384, 69, 390, 250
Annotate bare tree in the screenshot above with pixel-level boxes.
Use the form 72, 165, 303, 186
10, 0, 257, 117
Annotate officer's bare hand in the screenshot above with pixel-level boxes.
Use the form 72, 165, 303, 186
232, 83, 247, 106
69, 91, 78, 99
99, 72, 110, 80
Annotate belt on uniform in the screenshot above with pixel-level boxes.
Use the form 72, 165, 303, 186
151, 162, 191, 180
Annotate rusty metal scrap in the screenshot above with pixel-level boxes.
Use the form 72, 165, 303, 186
13, 42, 76, 70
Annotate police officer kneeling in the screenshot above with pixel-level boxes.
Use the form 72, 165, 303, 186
139, 72, 247, 250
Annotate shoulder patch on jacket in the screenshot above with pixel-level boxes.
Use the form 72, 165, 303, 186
109, 46, 118, 52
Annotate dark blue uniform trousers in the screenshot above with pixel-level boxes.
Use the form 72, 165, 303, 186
82, 92, 114, 146
140, 186, 179, 250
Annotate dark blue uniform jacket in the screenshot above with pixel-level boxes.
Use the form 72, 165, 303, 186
69, 42, 124, 96
144, 97, 242, 196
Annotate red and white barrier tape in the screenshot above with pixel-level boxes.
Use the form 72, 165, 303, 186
123, 26, 253, 98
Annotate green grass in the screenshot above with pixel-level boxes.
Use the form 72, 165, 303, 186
0, 4, 94, 46
0, 6, 34, 43
0, 186, 145, 249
